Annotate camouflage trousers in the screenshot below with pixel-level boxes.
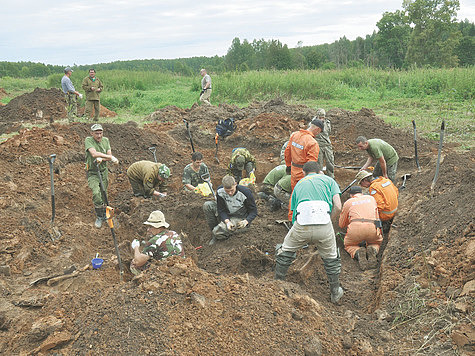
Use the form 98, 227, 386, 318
373, 161, 398, 184
317, 145, 334, 178
65, 93, 78, 122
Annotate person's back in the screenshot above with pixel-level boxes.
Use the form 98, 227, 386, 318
263, 165, 287, 186
369, 177, 399, 221
142, 229, 184, 260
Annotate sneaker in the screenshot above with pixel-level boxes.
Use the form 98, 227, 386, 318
355, 248, 368, 271
94, 217, 103, 229
367, 246, 378, 269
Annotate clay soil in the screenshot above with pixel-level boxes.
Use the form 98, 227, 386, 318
0, 92, 473, 355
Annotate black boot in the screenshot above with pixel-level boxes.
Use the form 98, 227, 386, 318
327, 274, 344, 304
274, 245, 296, 280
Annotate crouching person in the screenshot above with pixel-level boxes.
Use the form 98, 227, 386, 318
130, 210, 184, 275
203, 175, 258, 246
274, 161, 343, 304
338, 186, 383, 270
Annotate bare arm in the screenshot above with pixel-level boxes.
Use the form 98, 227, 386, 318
360, 156, 373, 171
131, 246, 150, 268
88, 147, 113, 161
331, 194, 342, 221
378, 156, 388, 178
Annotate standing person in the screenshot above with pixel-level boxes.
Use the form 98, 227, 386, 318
355, 170, 399, 233
274, 161, 343, 304
338, 186, 383, 270
84, 124, 118, 228
82, 68, 103, 121
127, 161, 170, 198
284, 118, 324, 192
130, 210, 185, 275
61, 67, 82, 122
356, 136, 399, 184
314, 108, 335, 178
226, 147, 256, 182
203, 175, 258, 245
199, 69, 212, 105
182, 151, 210, 192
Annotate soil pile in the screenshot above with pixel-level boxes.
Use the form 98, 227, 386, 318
0, 97, 473, 355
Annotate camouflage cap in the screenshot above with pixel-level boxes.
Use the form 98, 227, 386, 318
355, 170, 373, 184
316, 108, 326, 117
159, 164, 171, 179
91, 124, 103, 131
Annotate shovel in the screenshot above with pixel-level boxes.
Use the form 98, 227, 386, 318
148, 146, 157, 163
201, 172, 216, 199
412, 120, 421, 172
335, 165, 361, 170
431, 120, 445, 190
276, 219, 291, 231
96, 160, 123, 280
399, 173, 411, 191
214, 133, 220, 164
47, 154, 61, 242
341, 178, 358, 194
183, 119, 195, 153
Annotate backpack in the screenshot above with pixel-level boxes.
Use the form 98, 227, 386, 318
216, 118, 237, 138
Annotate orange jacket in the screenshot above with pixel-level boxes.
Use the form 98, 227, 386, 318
369, 177, 399, 221
339, 194, 380, 228
284, 129, 319, 167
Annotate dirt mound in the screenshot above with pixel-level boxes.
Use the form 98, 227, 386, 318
0, 98, 473, 355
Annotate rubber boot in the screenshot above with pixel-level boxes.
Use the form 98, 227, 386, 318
257, 192, 270, 201
367, 246, 378, 269
274, 245, 296, 280
94, 207, 105, 228
327, 274, 344, 304
355, 247, 368, 271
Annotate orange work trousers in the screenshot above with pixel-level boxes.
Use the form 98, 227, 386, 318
344, 221, 382, 258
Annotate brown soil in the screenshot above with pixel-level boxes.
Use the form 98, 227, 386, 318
0, 96, 473, 355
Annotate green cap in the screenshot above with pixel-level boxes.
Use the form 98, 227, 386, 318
159, 164, 170, 179
91, 124, 103, 131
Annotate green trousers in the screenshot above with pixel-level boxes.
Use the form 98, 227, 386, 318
85, 100, 100, 121
87, 170, 108, 207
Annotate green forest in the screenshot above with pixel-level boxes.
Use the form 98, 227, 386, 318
0, 0, 473, 78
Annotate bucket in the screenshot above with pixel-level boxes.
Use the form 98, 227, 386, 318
91, 258, 104, 269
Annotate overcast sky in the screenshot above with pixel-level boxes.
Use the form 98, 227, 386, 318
1, 0, 473, 66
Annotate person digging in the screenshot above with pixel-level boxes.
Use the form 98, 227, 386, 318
84, 124, 119, 228
338, 186, 383, 270
130, 210, 185, 275
226, 147, 256, 183
203, 175, 257, 246
355, 170, 399, 234
127, 160, 170, 199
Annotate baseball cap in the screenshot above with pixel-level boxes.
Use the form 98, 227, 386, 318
355, 170, 373, 184
143, 210, 170, 229
348, 186, 362, 194
310, 117, 324, 130
91, 124, 103, 131
64, 67, 73, 73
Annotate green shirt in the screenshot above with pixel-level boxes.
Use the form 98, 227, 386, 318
277, 174, 291, 193
85, 136, 110, 172
81, 76, 103, 101
367, 139, 398, 166
182, 163, 209, 187
263, 165, 287, 186
290, 173, 341, 223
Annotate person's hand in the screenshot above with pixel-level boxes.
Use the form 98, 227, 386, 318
226, 220, 235, 231
157, 192, 167, 197
110, 156, 119, 164
96, 157, 103, 164
78, 93, 83, 99
237, 220, 248, 229
131, 239, 140, 250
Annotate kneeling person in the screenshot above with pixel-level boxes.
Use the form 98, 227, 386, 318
130, 210, 185, 275
127, 160, 170, 198
275, 161, 343, 304
182, 151, 210, 192
258, 164, 290, 210
339, 186, 383, 270
203, 175, 258, 245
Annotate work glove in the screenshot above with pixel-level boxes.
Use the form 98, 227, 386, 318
78, 93, 83, 99
111, 156, 119, 164
226, 220, 235, 231
286, 166, 291, 175
131, 239, 140, 250
237, 220, 248, 229
96, 157, 103, 164
157, 192, 167, 197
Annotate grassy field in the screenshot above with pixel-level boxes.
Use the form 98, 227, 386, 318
1, 68, 473, 149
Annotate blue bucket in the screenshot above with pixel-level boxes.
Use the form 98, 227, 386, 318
91, 258, 104, 269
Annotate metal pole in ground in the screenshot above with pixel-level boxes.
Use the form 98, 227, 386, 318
47, 154, 61, 241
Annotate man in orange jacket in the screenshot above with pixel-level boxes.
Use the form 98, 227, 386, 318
356, 170, 399, 233
339, 186, 383, 270
284, 118, 324, 191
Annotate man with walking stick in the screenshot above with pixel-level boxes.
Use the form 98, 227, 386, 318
84, 124, 118, 228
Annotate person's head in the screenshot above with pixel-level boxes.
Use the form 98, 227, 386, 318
191, 151, 203, 166
90, 124, 103, 142
234, 154, 246, 170
348, 185, 363, 197
200, 69, 207, 76
308, 117, 324, 136
64, 67, 73, 76
356, 170, 373, 188
89, 68, 96, 78
303, 161, 321, 176
158, 164, 171, 180
143, 210, 169, 234
222, 175, 237, 196
356, 136, 369, 150
315, 108, 326, 119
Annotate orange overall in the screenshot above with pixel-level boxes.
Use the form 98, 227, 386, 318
369, 177, 399, 221
284, 129, 319, 220
339, 194, 383, 258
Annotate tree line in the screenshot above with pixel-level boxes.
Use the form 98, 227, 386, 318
0, 0, 473, 78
